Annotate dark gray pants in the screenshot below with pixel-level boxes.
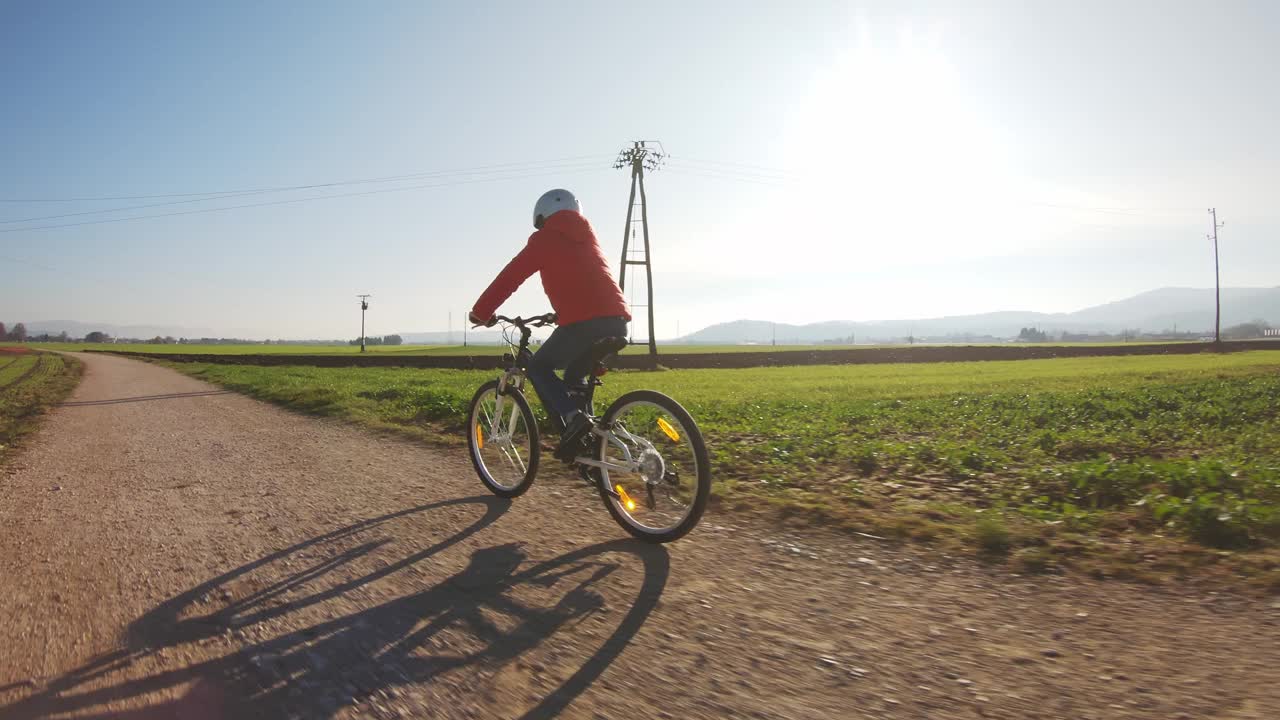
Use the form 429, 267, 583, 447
527, 315, 628, 424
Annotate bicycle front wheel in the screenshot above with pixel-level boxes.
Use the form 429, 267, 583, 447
467, 380, 540, 497
595, 390, 710, 543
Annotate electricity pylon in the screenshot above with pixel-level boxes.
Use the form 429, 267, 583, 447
615, 140, 665, 361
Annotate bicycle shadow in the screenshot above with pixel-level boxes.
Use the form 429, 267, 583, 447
2, 495, 669, 720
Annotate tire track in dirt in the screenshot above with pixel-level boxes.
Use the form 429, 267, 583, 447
0, 354, 43, 391
0, 353, 1276, 719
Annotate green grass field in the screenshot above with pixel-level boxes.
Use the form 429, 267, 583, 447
28, 339, 1209, 357
31, 341, 877, 356
0, 351, 82, 466
173, 350, 1280, 584
30, 342, 495, 355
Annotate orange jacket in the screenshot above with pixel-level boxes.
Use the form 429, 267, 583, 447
472, 211, 631, 326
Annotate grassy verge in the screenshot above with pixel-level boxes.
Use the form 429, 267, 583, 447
0, 352, 83, 466
171, 351, 1280, 588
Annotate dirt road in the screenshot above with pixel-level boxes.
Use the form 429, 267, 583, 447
1, 353, 1276, 719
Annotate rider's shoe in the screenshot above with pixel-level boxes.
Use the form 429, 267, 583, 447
554, 412, 594, 462
578, 464, 602, 485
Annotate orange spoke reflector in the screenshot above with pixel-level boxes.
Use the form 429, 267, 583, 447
657, 417, 680, 442
476, 424, 484, 449
616, 484, 637, 512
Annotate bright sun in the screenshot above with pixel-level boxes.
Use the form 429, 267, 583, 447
777, 24, 1025, 265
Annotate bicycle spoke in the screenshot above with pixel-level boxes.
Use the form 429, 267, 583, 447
481, 399, 496, 432
471, 385, 535, 493
499, 444, 519, 471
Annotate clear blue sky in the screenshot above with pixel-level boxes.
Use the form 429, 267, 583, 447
3, 1, 1277, 339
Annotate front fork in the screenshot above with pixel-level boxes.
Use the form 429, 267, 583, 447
491, 369, 526, 441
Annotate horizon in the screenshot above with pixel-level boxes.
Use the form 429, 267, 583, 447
14, 284, 1278, 342
4, 2, 1278, 338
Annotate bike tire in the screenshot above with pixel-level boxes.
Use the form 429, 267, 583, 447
467, 380, 540, 498
595, 390, 711, 543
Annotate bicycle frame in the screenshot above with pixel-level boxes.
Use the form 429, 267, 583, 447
575, 427, 653, 477
488, 316, 649, 482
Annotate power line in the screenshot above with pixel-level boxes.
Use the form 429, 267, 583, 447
0, 154, 615, 203
6, 147, 1201, 222
666, 164, 1202, 221
664, 165, 790, 186
674, 158, 1198, 217
0, 165, 610, 234
663, 158, 787, 178
1, 187, 292, 226
665, 161, 790, 183
667, 154, 795, 176
0, 158, 610, 225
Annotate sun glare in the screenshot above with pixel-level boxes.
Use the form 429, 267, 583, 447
778, 23, 1023, 264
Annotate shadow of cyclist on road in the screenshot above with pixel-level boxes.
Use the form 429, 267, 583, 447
2, 495, 669, 720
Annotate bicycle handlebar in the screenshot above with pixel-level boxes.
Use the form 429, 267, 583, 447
493, 313, 557, 329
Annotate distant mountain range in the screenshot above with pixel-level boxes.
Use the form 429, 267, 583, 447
681, 287, 1280, 344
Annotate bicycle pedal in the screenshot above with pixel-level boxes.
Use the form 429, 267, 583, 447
553, 441, 588, 463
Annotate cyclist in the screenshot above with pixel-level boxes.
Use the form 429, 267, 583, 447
469, 189, 630, 459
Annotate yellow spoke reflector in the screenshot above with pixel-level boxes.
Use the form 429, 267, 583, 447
657, 417, 681, 442
476, 424, 484, 449
616, 484, 637, 512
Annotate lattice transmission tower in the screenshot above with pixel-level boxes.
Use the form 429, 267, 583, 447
614, 140, 665, 361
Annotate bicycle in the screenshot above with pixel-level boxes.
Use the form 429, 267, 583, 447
465, 313, 710, 543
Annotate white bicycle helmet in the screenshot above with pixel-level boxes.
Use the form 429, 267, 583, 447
533, 188, 581, 229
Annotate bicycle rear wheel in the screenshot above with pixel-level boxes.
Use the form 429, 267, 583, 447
594, 390, 710, 543
467, 380, 540, 497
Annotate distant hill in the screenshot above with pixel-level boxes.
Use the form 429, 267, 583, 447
23, 320, 214, 339
1064, 287, 1280, 331
682, 287, 1280, 344
22, 287, 1277, 345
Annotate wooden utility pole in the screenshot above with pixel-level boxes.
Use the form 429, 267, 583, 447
1208, 208, 1224, 344
357, 295, 371, 352
615, 140, 665, 362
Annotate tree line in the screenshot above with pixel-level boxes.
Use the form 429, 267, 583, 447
1, 322, 93, 342
0, 322, 31, 342
349, 334, 403, 346
1016, 321, 1273, 343
0, 323, 406, 345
